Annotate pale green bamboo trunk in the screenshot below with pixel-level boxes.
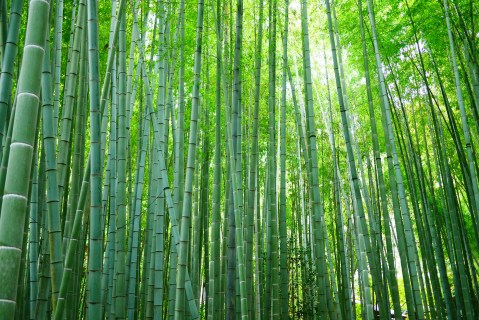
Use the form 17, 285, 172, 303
0, 1, 50, 318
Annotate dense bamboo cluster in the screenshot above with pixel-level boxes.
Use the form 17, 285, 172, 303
0, 0, 478, 319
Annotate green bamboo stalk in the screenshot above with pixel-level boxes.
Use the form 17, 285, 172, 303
152, 152, 165, 320
225, 7, 237, 320
55, 0, 126, 317
357, 0, 402, 317
0, 0, 50, 317
127, 103, 148, 319
0, 0, 6, 60
442, 4, 479, 317
40, 19, 64, 311
0, 0, 24, 148
16, 123, 40, 320
167, 6, 182, 318
0, 0, 25, 207
106, 52, 118, 320
63, 30, 87, 257
154, 44, 170, 316
114, 2, 128, 317
244, 0, 263, 317
366, 0, 425, 318
191, 119, 202, 302
51, 0, 63, 135
299, 0, 329, 317
279, 0, 289, 317
85, 0, 102, 316
56, 0, 86, 210
34, 151, 50, 320
28, 153, 39, 319
223, 52, 249, 320
208, 0, 224, 318
266, 1, 279, 318
174, 0, 186, 232
132, 19, 200, 314
152, 7, 167, 314
101, 58, 117, 316
321, 52, 353, 320
174, 0, 205, 316
142, 69, 200, 319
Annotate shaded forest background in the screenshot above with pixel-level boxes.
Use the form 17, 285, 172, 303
0, 0, 478, 319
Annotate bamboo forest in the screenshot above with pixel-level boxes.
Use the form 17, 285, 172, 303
1, 0, 479, 318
